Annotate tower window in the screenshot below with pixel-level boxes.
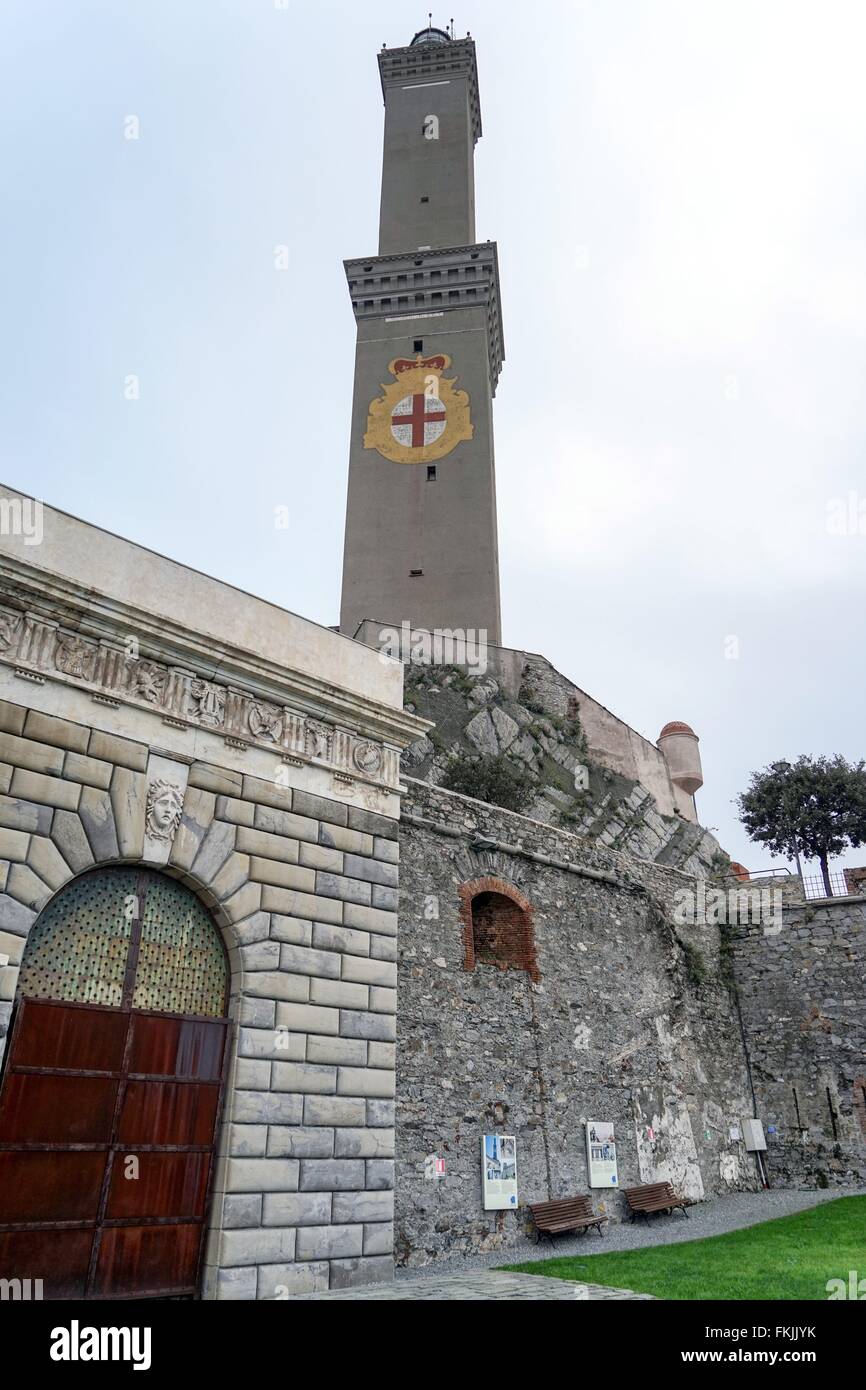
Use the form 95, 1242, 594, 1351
420, 196, 429, 203
410, 569, 423, 577
427, 466, 436, 481
414, 339, 423, 352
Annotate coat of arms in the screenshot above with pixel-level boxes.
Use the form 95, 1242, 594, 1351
364, 353, 472, 464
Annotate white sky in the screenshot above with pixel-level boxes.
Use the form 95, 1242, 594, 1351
2, 0, 864, 880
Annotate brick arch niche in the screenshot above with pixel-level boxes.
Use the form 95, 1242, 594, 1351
458, 877, 540, 982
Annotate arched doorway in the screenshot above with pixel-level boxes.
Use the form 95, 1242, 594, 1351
0, 867, 230, 1299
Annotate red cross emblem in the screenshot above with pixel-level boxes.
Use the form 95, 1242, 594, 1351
390, 392, 447, 449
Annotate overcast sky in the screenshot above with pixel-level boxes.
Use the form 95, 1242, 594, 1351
2, 0, 864, 879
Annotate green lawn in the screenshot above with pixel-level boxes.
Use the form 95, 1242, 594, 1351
503, 1196, 866, 1299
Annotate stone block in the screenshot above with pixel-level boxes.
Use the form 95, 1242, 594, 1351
302, 1095, 365, 1127
266, 1127, 335, 1159
365, 1159, 395, 1191
367, 1041, 396, 1070
254, 804, 318, 843
261, 886, 342, 925
270, 914, 312, 947
315, 872, 371, 906
333, 1190, 394, 1223
339, 1010, 396, 1042
78, 787, 119, 860
257, 1263, 329, 1300
209, 852, 250, 902
50, 810, 94, 874
188, 762, 244, 797
0, 732, 64, 777
369, 934, 398, 963
227, 1124, 267, 1157
295, 1225, 363, 1262
274, 1000, 339, 1034
293, 789, 347, 827
230, 909, 271, 947
0, 700, 25, 737
0, 795, 51, 836
26, 836, 71, 891
276, 944, 342, 984
215, 795, 255, 827
363, 1222, 394, 1257
240, 939, 280, 972
309, 977, 369, 1010
311, 921, 370, 958
271, 1061, 336, 1095
87, 729, 147, 772
241, 774, 293, 813
366, 1100, 394, 1128
231, 1091, 303, 1126
191, 820, 236, 883
340, 955, 397, 989
0, 827, 29, 862
24, 709, 88, 753
343, 902, 398, 937
226, 1157, 301, 1192
168, 787, 215, 871
214, 1266, 258, 1301
371, 885, 399, 912
346, 807, 397, 840
245, 971, 309, 1005
306, 1034, 367, 1067
0, 894, 36, 938
6, 863, 50, 912
221, 1193, 263, 1229
62, 751, 113, 790
250, 858, 316, 893
220, 1226, 297, 1268
10, 768, 80, 812
222, 881, 262, 925
261, 1191, 332, 1226
336, 1067, 395, 1100
234, 1058, 271, 1091
299, 841, 343, 873
328, 1255, 392, 1289
372, 836, 400, 864
343, 853, 398, 888
334, 1128, 394, 1159
369, 986, 397, 1015
319, 823, 374, 856
238, 1025, 305, 1062
298, 1158, 365, 1192
237, 995, 275, 1028
237, 826, 300, 864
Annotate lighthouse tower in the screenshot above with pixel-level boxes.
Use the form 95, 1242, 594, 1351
339, 25, 504, 644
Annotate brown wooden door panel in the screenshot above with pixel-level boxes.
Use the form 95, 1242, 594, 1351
11, 1000, 128, 1070
106, 1151, 211, 1220
93, 1223, 201, 1298
0, 1150, 106, 1222
118, 1080, 221, 1146
128, 1014, 226, 1080
0, 1073, 119, 1143
0, 1229, 93, 1299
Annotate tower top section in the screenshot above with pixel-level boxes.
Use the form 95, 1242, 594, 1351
378, 34, 482, 144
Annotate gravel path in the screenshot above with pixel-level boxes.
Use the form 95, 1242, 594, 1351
395, 1187, 865, 1281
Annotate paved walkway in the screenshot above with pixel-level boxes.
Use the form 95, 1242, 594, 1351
297, 1271, 654, 1300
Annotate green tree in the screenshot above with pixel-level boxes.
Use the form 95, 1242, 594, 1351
737, 756, 866, 895
440, 752, 533, 814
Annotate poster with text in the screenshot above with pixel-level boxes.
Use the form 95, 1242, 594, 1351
481, 1134, 518, 1210
586, 1120, 619, 1187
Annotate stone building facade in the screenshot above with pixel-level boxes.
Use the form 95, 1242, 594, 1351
0, 489, 427, 1299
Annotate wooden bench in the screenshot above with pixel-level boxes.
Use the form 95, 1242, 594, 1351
623, 1182, 692, 1221
527, 1195, 607, 1243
